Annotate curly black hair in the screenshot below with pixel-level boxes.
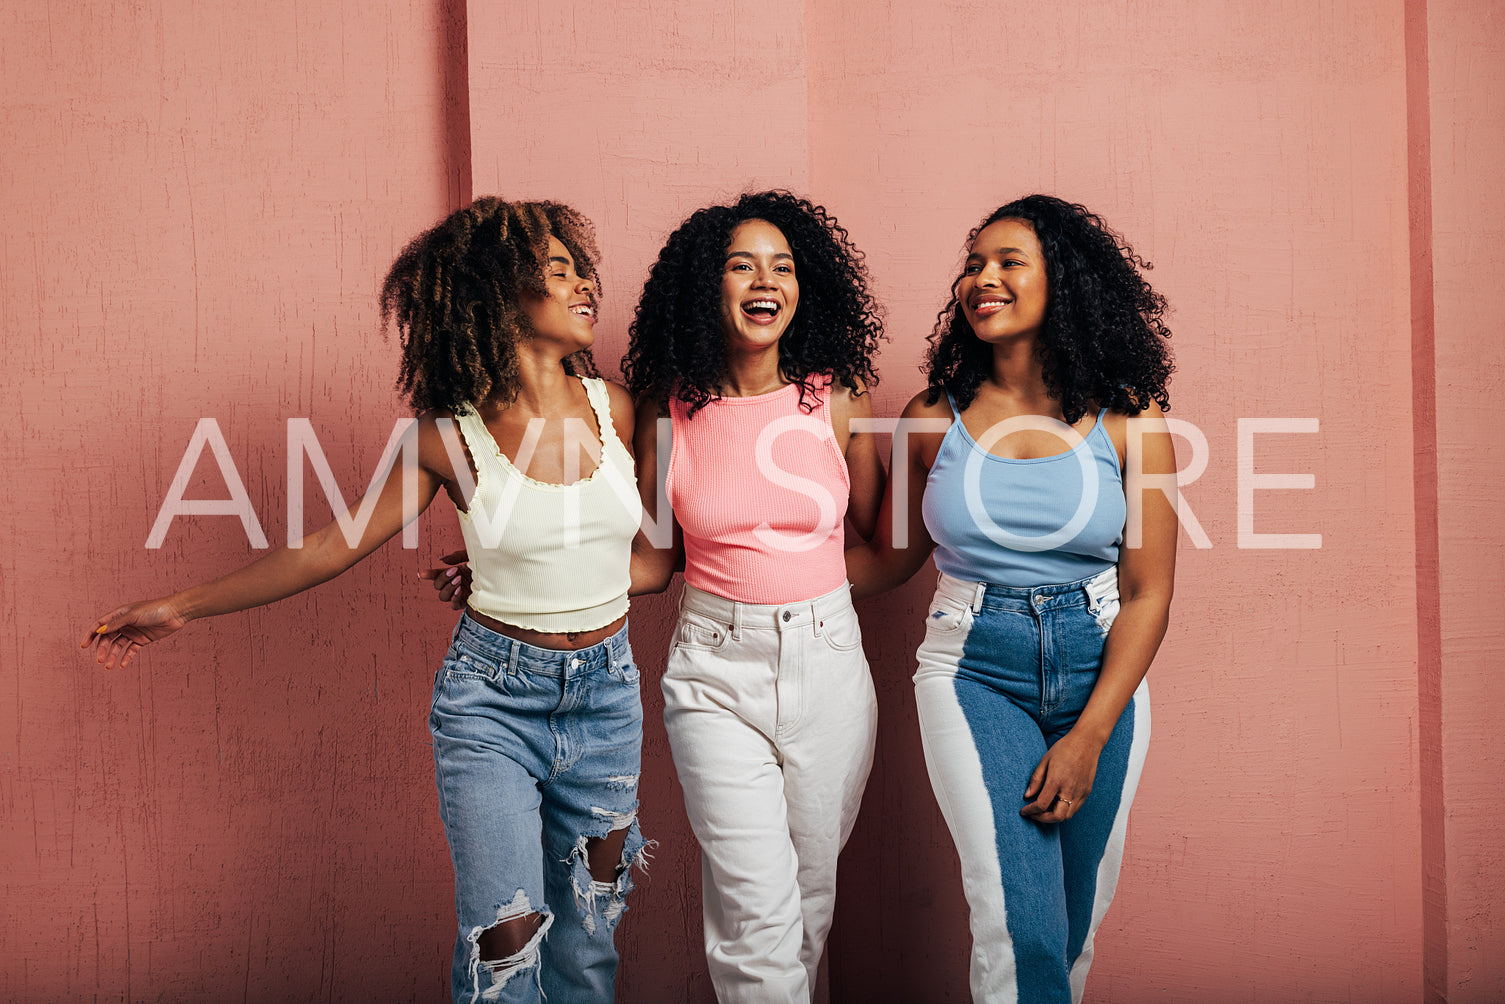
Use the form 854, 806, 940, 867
925, 195, 1172, 422
622, 190, 883, 415
381, 197, 600, 414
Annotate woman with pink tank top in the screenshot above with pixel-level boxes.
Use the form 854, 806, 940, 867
623, 191, 886, 1003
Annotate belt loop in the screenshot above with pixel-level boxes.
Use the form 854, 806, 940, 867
971, 582, 986, 613
506, 639, 521, 676
731, 602, 743, 642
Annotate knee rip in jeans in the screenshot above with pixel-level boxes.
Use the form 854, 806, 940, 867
469, 890, 552, 1000
565, 807, 656, 936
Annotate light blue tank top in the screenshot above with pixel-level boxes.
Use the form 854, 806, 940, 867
922, 393, 1125, 587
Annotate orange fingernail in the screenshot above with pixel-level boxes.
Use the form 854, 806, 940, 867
96, 625, 107, 634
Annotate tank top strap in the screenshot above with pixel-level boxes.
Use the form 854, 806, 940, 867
450, 406, 502, 494
944, 389, 961, 419
1090, 405, 1122, 470
580, 377, 620, 453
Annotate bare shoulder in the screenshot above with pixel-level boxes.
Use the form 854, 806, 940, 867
902, 388, 952, 421
829, 377, 874, 421
1103, 398, 1169, 467
412, 408, 464, 478
634, 392, 671, 422
601, 380, 636, 448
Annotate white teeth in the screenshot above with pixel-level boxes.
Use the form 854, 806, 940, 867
746, 300, 778, 311
571, 305, 593, 315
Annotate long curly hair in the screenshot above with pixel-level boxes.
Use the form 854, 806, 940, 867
925, 195, 1172, 422
623, 190, 883, 415
381, 197, 600, 414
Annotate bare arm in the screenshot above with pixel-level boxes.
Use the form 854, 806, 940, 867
628, 395, 681, 596
1021, 402, 1177, 822
845, 391, 949, 599
831, 381, 885, 541
83, 415, 452, 667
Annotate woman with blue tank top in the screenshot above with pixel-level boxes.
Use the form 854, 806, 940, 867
847, 195, 1178, 1004
84, 199, 650, 1003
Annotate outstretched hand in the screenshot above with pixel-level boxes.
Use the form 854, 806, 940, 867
1020, 729, 1103, 825
418, 549, 472, 611
80, 598, 189, 669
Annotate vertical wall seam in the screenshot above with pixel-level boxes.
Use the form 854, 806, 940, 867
799, 0, 815, 200
1404, 0, 1446, 1000
442, 0, 473, 208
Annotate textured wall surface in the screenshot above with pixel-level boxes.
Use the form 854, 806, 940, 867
1427, 0, 1505, 1000
2, 0, 1500, 1000
463, 5, 813, 998
1, 1, 468, 999
808, 1, 1426, 1000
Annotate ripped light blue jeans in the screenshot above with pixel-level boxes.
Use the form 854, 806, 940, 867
430, 613, 648, 1003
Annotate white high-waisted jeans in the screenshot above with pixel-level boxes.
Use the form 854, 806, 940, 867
662, 581, 878, 1004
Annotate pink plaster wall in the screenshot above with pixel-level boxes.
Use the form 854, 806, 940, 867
807, 2, 1425, 1000
2, 1, 468, 998
2, 0, 1498, 1000
463, 4, 814, 998
1426, 1, 1505, 999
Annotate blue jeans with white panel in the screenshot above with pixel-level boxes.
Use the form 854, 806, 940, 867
913, 567, 1149, 1004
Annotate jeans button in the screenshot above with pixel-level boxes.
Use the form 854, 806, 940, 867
1033, 596, 1044, 607
782, 610, 792, 622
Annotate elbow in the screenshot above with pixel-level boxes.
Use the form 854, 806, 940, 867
1118, 577, 1173, 618
642, 567, 675, 596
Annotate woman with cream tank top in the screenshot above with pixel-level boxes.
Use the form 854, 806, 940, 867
625, 191, 886, 1003
86, 199, 648, 1004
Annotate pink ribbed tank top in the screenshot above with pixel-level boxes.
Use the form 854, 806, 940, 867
666, 377, 851, 603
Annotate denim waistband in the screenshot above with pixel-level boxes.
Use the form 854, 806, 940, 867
935, 566, 1118, 614
450, 612, 632, 677
679, 581, 854, 638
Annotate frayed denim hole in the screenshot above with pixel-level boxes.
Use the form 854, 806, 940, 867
466, 890, 552, 1001
564, 813, 653, 936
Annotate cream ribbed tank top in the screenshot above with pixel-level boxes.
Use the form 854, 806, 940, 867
450, 377, 640, 633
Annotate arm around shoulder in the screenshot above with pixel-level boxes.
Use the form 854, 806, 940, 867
831, 380, 885, 541
845, 390, 948, 600
629, 395, 680, 596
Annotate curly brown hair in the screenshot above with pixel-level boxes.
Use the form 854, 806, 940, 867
622, 190, 883, 416
381, 197, 601, 414
926, 195, 1172, 422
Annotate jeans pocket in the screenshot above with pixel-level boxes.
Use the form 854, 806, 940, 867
1092, 595, 1121, 636
925, 596, 972, 635
818, 607, 863, 652
610, 656, 641, 684
440, 649, 493, 682
674, 610, 731, 652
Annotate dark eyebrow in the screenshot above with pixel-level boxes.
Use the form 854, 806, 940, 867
547, 255, 572, 266
725, 250, 796, 262
967, 246, 1028, 258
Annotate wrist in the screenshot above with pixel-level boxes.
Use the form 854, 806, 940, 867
1070, 715, 1115, 748
169, 589, 202, 622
